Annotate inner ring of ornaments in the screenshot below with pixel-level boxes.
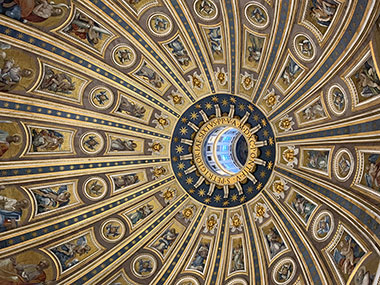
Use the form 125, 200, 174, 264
171, 94, 276, 208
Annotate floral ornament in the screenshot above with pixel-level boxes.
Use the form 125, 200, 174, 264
180, 204, 197, 223
230, 213, 243, 232
240, 71, 255, 90
148, 140, 164, 155
168, 90, 184, 106
151, 166, 167, 179
203, 214, 219, 234
278, 114, 295, 132
160, 187, 177, 204
264, 88, 280, 109
282, 145, 299, 168
214, 67, 228, 85
188, 72, 204, 90
153, 113, 170, 130
253, 202, 270, 223
272, 178, 289, 199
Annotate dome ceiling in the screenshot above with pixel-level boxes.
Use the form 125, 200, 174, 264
0, 0, 380, 284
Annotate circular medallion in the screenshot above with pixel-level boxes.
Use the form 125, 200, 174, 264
80, 132, 104, 154
312, 211, 334, 241
193, 0, 218, 21
272, 258, 296, 285
327, 85, 347, 115
245, 2, 269, 29
148, 13, 173, 37
171, 94, 276, 208
293, 34, 315, 62
112, 44, 136, 68
333, 149, 354, 182
131, 254, 157, 279
83, 177, 107, 200
89, 86, 114, 109
354, 266, 370, 285
100, 218, 125, 242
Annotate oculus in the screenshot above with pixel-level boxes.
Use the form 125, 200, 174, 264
171, 94, 275, 208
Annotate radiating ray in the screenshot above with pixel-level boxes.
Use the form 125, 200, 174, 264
208, 210, 227, 284
242, 205, 262, 284
223, 0, 239, 94
0, 157, 168, 184
0, 176, 176, 251
264, 191, 327, 284
275, 166, 380, 241
268, 1, 373, 119
0, 94, 170, 139
252, 0, 293, 103
81, 0, 196, 102
163, 0, 216, 93
277, 114, 380, 142
0, 23, 181, 117
153, 206, 207, 284
67, 195, 190, 284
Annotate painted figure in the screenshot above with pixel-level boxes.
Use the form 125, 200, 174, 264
33, 185, 70, 213
231, 243, 244, 271
63, 11, 111, 47
0, 127, 20, 157
281, 58, 301, 86
355, 266, 374, 285
291, 194, 316, 223
265, 226, 286, 258
153, 228, 178, 255
117, 97, 146, 118
110, 138, 137, 152
113, 174, 139, 190
0, 187, 29, 232
364, 154, 380, 191
306, 150, 329, 172
316, 214, 331, 237
310, 0, 338, 27
51, 236, 91, 271
190, 242, 209, 271
301, 101, 325, 121
208, 27, 222, 56
127, 204, 153, 225
40, 67, 75, 94
0, 44, 32, 91
167, 38, 191, 67
0, 59, 24, 92
0, 0, 66, 23
0, 257, 50, 284
31, 128, 64, 152
333, 234, 365, 276
277, 262, 293, 282
135, 62, 164, 88
357, 61, 380, 98
338, 154, 351, 177
247, 34, 263, 63
332, 88, 345, 111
